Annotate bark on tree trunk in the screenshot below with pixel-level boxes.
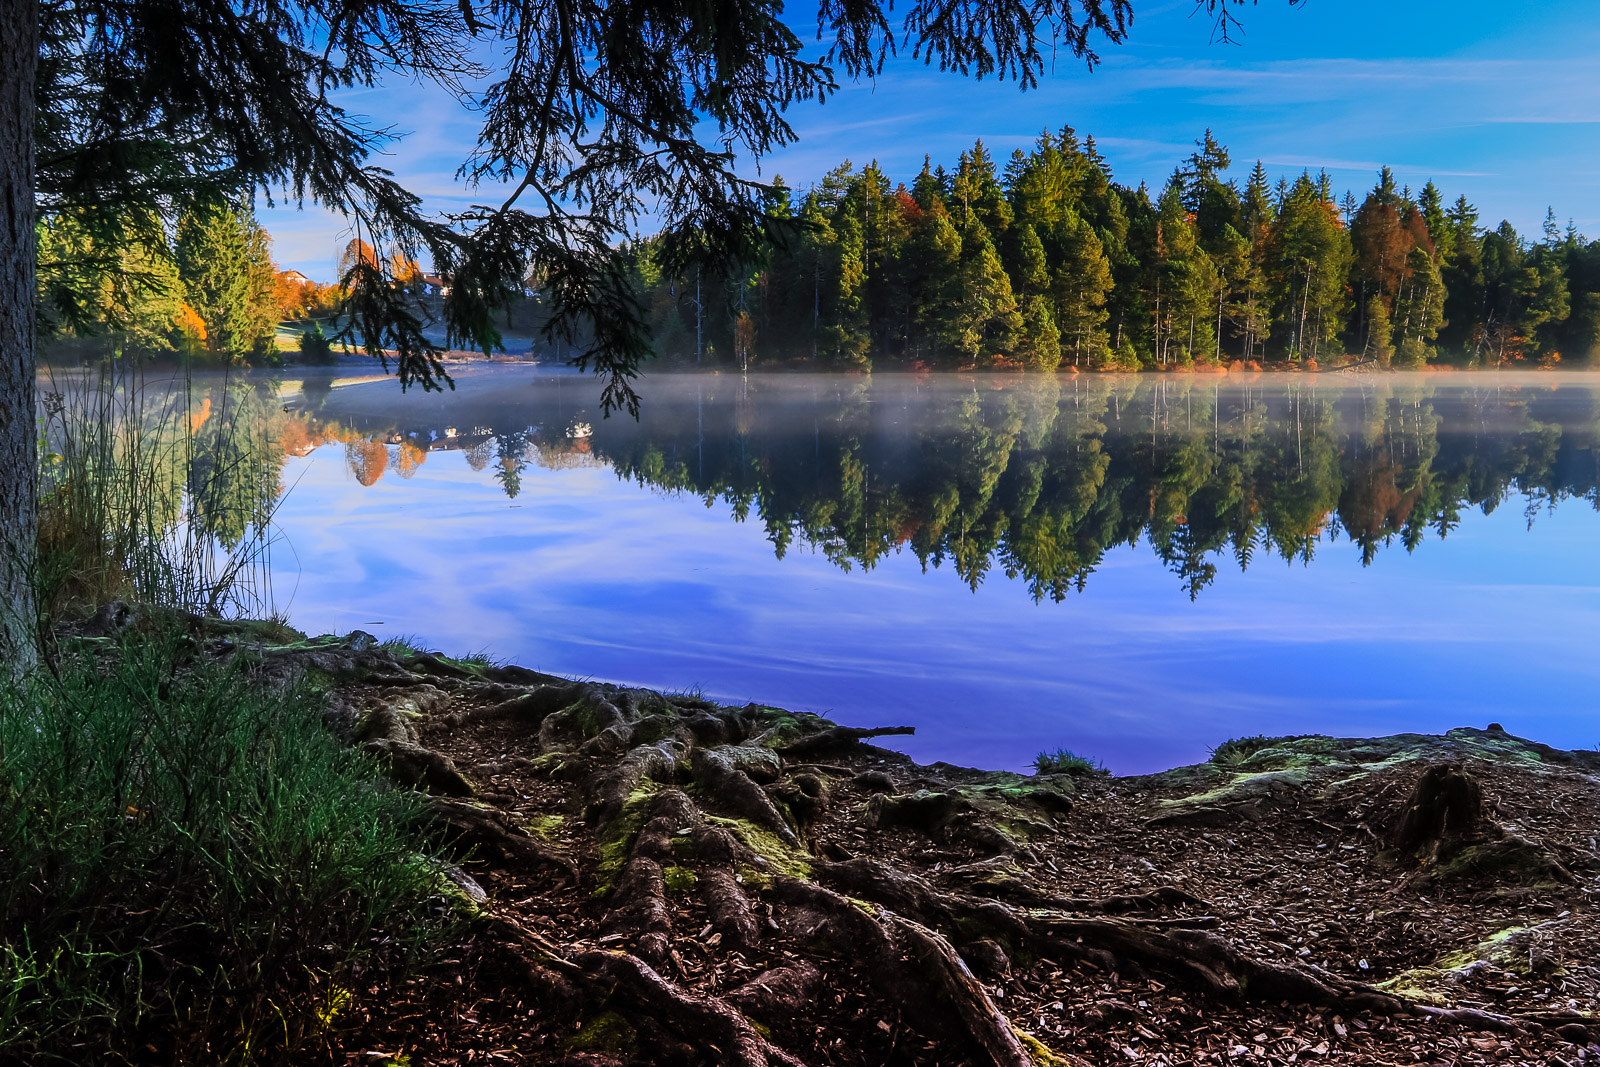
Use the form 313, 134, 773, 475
0, 0, 38, 672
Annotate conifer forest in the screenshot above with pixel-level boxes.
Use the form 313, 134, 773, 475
627, 130, 1600, 372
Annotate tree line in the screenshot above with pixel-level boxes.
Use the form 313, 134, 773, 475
38, 198, 348, 365
626, 130, 1600, 371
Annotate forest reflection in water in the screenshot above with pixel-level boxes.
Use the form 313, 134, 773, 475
289, 368, 1600, 601
85, 365, 1600, 771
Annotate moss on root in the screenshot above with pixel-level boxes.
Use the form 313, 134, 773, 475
525, 814, 566, 839
1377, 923, 1569, 1005
663, 865, 699, 893
564, 1010, 638, 1054
703, 815, 813, 881
594, 785, 660, 895
1015, 1027, 1073, 1066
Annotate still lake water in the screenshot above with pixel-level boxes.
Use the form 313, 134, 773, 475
259, 366, 1600, 774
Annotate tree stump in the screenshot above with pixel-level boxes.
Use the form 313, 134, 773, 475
1390, 763, 1486, 856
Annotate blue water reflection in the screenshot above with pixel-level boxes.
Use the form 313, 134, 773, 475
271, 367, 1600, 773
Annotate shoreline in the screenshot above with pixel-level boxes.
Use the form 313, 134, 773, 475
16, 614, 1600, 1064
239, 623, 1600, 1063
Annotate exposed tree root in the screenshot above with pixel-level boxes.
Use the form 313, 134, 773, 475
573, 950, 806, 1067
884, 913, 1034, 1067
776, 724, 916, 759
230, 636, 1600, 1064
363, 737, 476, 796
420, 796, 578, 876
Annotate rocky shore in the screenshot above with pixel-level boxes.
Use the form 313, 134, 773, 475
236, 626, 1600, 1066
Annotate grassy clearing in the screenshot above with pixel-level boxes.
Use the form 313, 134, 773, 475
0, 631, 448, 1062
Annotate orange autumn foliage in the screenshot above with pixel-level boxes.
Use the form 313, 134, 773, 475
345, 438, 388, 486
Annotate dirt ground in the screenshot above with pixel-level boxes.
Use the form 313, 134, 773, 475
240, 633, 1600, 1067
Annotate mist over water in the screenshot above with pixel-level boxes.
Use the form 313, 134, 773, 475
243, 366, 1600, 772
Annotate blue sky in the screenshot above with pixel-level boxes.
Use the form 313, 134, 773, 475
260, 0, 1600, 280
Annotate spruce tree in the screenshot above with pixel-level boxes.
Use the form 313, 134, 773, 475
174, 197, 277, 363
1363, 294, 1394, 364
953, 226, 1023, 363
1017, 294, 1063, 370
910, 201, 965, 360
1052, 215, 1113, 366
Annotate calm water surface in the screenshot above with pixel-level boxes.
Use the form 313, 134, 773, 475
256, 367, 1600, 773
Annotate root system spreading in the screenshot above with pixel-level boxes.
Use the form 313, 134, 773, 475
236, 632, 1600, 1066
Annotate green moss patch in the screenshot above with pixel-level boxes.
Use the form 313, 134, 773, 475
594, 785, 659, 894
565, 1010, 637, 1054
704, 815, 813, 880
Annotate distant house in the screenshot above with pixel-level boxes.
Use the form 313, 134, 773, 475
277, 270, 313, 286
421, 274, 451, 297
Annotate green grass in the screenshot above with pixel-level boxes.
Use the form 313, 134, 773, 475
377, 632, 430, 656
1031, 747, 1107, 777
0, 631, 448, 1062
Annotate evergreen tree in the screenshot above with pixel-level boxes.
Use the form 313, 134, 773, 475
1269, 173, 1351, 361
174, 197, 276, 363
952, 227, 1023, 363
1010, 223, 1051, 296
1052, 214, 1114, 366
1419, 181, 1450, 259
1392, 244, 1446, 365
824, 209, 872, 366
909, 200, 965, 359
1016, 294, 1063, 370
1363, 293, 1394, 364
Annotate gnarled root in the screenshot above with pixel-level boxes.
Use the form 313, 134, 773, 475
419, 796, 577, 876
692, 746, 799, 846
573, 949, 807, 1067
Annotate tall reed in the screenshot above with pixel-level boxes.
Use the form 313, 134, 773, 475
35, 358, 284, 627
3, 359, 452, 1062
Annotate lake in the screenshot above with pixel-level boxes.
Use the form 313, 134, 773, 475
172, 366, 1600, 773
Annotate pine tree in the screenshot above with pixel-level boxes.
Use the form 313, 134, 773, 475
909, 200, 965, 359
1010, 223, 1051, 295
1016, 294, 1063, 370
1269, 173, 1352, 361
1419, 181, 1450, 259
1211, 223, 1257, 363
1392, 245, 1445, 365
1363, 294, 1394, 364
1153, 182, 1216, 366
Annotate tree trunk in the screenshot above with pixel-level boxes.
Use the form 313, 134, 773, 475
0, 0, 38, 673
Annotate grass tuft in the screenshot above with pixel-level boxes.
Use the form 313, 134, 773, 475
1209, 735, 1284, 766
0, 631, 448, 1062
1031, 747, 1108, 777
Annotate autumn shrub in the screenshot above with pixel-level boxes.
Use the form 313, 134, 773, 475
0, 630, 447, 1063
